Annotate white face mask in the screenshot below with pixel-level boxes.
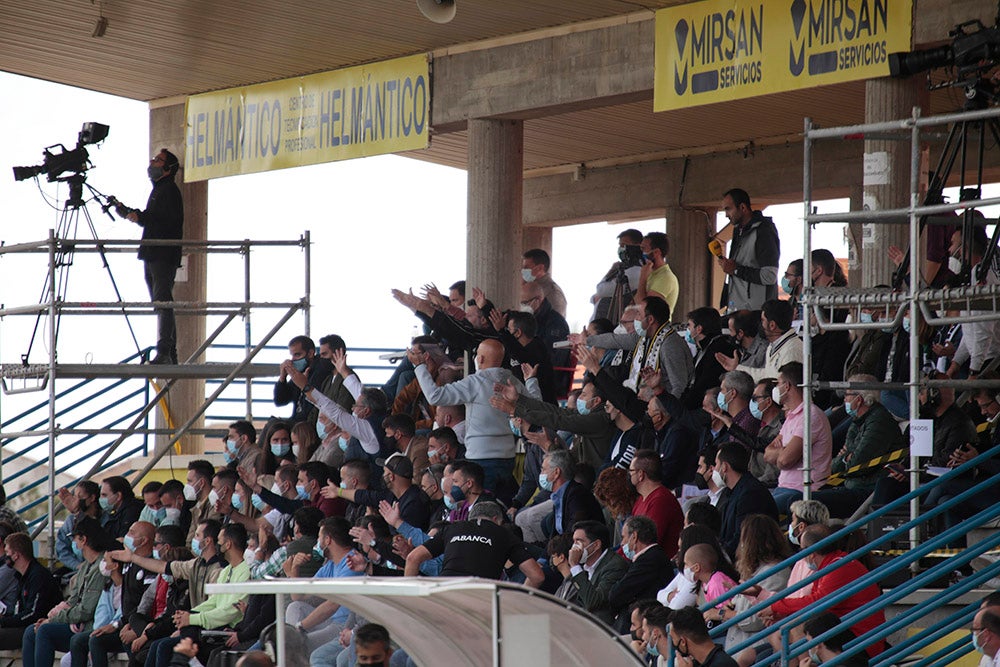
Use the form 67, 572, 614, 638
613, 324, 627, 335
788, 523, 800, 546
243, 548, 257, 563
518, 304, 534, 313
183, 483, 198, 502
683, 566, 696, 583
99, 560, 112, 577
521, 268, 536, 283
772, 385, 784, 405
949, 256, 963, 274
711, 469, 725, 488
208, 490, 220, 506
271, 482, 282, 495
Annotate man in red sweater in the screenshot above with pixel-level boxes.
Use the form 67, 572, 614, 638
767, 524, 888, 659
628, 449, 683, 558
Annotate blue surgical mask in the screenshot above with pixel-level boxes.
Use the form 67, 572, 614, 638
251, 494, 266, 511
313, 542, 326, 559
646, 642, 660, 658
634, 318, 646, 337
509, 419, 522, 438
226, 439, 239, 454
71, 541, 83, 559
716, 391, 729, 412
339, 481, 348, 490
577, 400, 591, 416
152, 549, 161, 560
316, 421, 328, 441
860, 312, 874, 324
902, 317, 911, 333
231, 493, 244, 511
99, 497, 111, 511
123, 535, 136, 551
684, 329, 696, 346
806, 558, 818, 571
191, 539, 202, 557
781, 276, 793, 295
521, 268, 536, 283
162, 574, 174, 584
296, 484, 309, 500
538, 473, 553, 492
749, 399, 764, 420
622, 542, 634, 560
973, 629, 986, 654
292, 357, 309, 372
338, 436, 349, 452
845, 396, 858, 418
809, 650, 821, 663
443, 494, 457, 510
271, 443, 290, 457
223, 451, 235, 464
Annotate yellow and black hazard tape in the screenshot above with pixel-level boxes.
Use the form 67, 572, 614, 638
822, 448, 908, 487
872, 547, 1000, 558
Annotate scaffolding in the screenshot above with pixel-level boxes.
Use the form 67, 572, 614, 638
0, 232, 311, 556
801, 105, 1000, 553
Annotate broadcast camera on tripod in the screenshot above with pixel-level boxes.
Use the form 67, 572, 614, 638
888, 5, 1000, 289
11, 122, 142, 365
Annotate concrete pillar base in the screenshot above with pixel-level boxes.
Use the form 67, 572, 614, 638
666, 206, 714, 322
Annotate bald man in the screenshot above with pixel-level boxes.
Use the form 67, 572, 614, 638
86, 521, 158, 667
410, 340, 542, 496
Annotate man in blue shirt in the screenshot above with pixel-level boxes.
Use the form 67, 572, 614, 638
285, 518, 363, 657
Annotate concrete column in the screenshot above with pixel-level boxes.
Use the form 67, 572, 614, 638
665, 206, 714, 322
150, 103, 206, 455
467, 119, 523, 311
862, 77, 921, 287
521, 226, 552, 258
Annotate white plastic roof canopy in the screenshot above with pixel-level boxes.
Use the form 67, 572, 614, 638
207, 577, 644, 666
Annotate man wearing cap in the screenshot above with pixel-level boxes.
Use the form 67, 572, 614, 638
325, 453, 431, 531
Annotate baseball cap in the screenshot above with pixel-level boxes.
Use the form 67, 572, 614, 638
376, 452, 413, 479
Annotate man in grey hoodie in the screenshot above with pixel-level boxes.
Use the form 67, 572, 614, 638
411, 339, 541, 497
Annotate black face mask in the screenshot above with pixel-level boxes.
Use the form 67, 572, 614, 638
693, 472, 709, 490
674, 640, 690, 658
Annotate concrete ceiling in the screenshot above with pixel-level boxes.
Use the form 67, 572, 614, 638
0, 0, 970, 177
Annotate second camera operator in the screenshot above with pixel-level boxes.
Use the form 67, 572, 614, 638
114, 149, 184, 365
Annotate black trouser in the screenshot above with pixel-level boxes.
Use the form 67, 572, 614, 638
144, 259, 177, 352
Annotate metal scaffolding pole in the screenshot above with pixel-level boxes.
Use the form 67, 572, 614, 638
802, 117, 814, 501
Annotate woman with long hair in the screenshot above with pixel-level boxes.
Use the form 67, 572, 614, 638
592, 467, 638, 546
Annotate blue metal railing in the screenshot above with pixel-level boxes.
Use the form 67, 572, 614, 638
702, 444, 1000, 666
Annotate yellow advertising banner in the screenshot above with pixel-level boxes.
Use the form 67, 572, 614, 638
654, 0, 912, 112
184, 54, 429, 181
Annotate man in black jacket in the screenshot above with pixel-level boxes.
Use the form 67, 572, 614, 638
715, 442, 778, 559
114, 148, 183, 365
609, 516, 674, 633
0, 532, 61, 648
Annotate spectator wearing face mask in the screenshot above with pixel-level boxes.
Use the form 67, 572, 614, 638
609, 516, 675, 633
183, 461, 220, 547
100, 477, 145, 540
55, 481, 103, 572
0, 532, 61, 649
274, 335, 333, 424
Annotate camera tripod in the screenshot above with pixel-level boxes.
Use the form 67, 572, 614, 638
21, 174, 142, 365
891, 78, 1000, 290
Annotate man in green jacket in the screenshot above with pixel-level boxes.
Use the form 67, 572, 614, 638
814, 374, 906, 518
23, 516, 109, 667
560, 520, 629, 626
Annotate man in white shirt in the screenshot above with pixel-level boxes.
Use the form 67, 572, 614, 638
716, 299, 802, 383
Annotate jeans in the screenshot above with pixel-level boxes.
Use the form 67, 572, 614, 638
144, 259, 177, 353
770, 487, 803, 517
24, 623, 89, 667
286, 601, 344, 653
381, 359, 415, 403
145, 636, 181, 667
89, 631, 126, 667
470, 457, 516, 502
310, 639, 346, 667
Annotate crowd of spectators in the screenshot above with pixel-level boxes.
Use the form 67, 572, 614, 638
11, 186, 1000, 666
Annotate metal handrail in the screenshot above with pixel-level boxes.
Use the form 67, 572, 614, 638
715, 446, 1000, 661
872, 601, 979, 666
